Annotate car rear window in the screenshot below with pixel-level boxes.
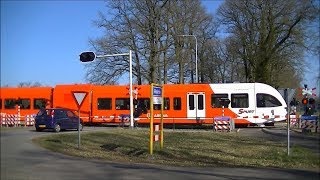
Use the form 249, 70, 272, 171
37, 109, 53, 117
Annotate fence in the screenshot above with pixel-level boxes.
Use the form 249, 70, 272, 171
0, 114, 36, 127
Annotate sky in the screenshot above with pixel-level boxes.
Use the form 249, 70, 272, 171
1, 0, 319, 93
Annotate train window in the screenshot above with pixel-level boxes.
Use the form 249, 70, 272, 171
20, 99, 31, 109
154, 97, 170, 110
34, 99, 46, 109
198, 95, 204, 110
256, 93, 282, 107
164, 98, 170, 110
173, 97, 181, 110
116, 98, 130, 110
97, 98, 112, 110
138, 98, 150, 110
231, 94, 249, 108
211, 94, 228, 108
0, 98, 2, 109
4, 99, 16, 109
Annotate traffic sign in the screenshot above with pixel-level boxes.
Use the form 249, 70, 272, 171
72, 91, 88, 108
301, 87, 316, 97
153, 87, 162, 97
153, 86, 162, 104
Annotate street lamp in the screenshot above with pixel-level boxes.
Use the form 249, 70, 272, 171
79, 50, 134, 128
178, 34, 198, 83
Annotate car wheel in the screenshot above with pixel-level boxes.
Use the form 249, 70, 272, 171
54, 124, 61, 132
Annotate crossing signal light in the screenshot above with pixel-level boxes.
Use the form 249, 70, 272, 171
302, 98, 308, 105
79, 51, 96, 62
308, 98, 315, 105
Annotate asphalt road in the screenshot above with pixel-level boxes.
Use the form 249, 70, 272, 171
1, 126, 319, 180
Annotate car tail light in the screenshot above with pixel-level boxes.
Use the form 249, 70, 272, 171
51, 110, 55, 117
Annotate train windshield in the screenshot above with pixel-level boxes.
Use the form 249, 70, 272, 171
256, 93, 282, 107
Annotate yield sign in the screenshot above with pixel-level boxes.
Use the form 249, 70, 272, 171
72, 91, 88, 109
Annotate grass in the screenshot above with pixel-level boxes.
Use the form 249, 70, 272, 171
32, 128, 319, 170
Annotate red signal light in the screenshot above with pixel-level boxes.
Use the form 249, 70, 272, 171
302, 98, 308, 105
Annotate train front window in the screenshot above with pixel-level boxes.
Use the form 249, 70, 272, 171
4, 99, 16, 109
20, 99, 31, 109
231, 94, 249, 108
34, 99, 46, 109
211, 94, 228, 108
257, 93, 282, 107
0, 98, 2, 109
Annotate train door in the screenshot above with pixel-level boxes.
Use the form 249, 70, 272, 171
187, 92, 205, 119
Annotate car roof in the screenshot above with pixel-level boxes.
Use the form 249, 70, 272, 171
43, 108, 68, 111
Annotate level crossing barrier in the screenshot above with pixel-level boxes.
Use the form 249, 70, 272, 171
300, 115, 318, 133
213, 116, 234, 132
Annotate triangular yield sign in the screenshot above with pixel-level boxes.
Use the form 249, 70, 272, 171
72, 92, 88, 108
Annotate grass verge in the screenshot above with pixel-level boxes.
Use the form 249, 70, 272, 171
32, 128, 319, 170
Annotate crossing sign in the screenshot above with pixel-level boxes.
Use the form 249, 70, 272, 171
72, 91, 88, 108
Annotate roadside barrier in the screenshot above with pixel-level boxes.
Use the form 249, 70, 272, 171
213, 116, 234, 132
289, 114, 298, 127
25, 114, 36, 126
300, 115, 318, 133
0, 114, 36, 127
1, 113, 7, 127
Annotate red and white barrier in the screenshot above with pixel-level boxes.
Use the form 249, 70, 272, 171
214, 117, 233, 131
1, 113, 7, 127
25, 115, 35, 126
289, 114, 298, 127
0, 114, 36, 127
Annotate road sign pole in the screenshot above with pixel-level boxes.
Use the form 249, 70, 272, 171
284, 89, 290, 156
72, 91, 88, 150
78, 109, 81, 149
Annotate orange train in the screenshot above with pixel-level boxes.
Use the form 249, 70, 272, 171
0, 83, 287, 126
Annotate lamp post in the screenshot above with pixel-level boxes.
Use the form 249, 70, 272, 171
179, 35, 198, 83
79, 50, 134, 128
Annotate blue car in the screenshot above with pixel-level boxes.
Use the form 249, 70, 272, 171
35, 108, 83, 132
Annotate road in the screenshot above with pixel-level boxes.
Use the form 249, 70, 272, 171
1, 126, 319, 180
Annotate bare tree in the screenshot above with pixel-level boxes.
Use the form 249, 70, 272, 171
217, 0, 319, 87
17, 81, 42, 87
87, 0, 216, 85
